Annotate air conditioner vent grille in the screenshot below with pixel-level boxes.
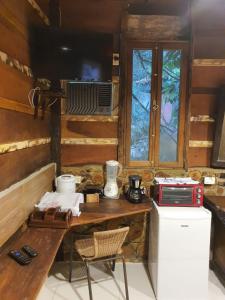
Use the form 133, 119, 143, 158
66, 82, 112, 115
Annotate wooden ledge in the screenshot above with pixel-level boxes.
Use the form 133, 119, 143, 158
0, 227, 66, 300
70, 198, 152, 227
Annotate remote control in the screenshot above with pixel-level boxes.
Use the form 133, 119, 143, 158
8, 250, 32, 265
22, 245, 38, 257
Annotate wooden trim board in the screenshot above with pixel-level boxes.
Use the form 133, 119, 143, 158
189, 140, 213, 148
0, 163, 56, 247
193, 59, 225, 67
61, 115, 119, 122
0, 97, 50, 116
190, 115, 215, 122
26, 0, 50, 25
0, 138, 51, 154
61, 138, 118, 145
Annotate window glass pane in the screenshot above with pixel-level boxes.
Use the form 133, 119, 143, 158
159, 49, 182, 162
130, 50, 152, 161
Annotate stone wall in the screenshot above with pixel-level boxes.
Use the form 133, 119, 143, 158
62, 165, 225, 262
62, 165, 225, 196
63, 212, 149, 262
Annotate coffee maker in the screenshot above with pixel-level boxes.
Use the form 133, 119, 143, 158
127, 175, 143, 203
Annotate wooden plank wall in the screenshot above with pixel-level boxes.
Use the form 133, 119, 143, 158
60, 0, 121, 167
188, 0, 225, 167
60, 0, 188, 169
0, 163, 55, 247
61, 114, 119, 166
0, 0, 52, 191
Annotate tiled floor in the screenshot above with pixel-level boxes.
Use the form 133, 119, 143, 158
37, 262, 225, 300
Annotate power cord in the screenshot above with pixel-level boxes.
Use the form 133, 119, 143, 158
28, 87, 40, 108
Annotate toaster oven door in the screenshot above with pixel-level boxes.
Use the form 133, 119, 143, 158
161, 186, 193, 205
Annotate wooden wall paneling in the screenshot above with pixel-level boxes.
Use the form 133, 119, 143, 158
61, 120, 118, 139
193, 34, 225, 59
0, 0, 50, 66
0, 163, 55, 247
0, 109, 50, 143
0, 20, 30, 65
190, 94, 217, 117
188, 148, 212, 167
0, 97, 51, 116
192, 66, 225, 88
0, 144, 51, 191
60, 0, 124, 33
190, 122, 215, 141
191, 0, 225, 32
0, 62, 34, 105
26, 0, 50, 25
0, 0, 48, 34
61, 145, 117, 166
36, 0, 50, 17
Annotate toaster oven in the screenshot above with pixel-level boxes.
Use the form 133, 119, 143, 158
154, 184, 204, 207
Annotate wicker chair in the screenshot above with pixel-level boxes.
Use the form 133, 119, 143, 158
70, 227, 130, 300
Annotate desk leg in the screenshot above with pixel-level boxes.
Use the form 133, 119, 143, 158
55, 240, 64, 262
112, 257, 116, 272
69, 233, 74, 282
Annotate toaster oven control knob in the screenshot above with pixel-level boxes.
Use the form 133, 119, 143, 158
197, 188, 202, 193
197, 199, 201, 204
197, 194, 201, 199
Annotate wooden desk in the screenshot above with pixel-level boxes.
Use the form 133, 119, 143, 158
0, 198, 152, 300
70, 198, 152, 227
204, 196, 225, 286
0, 227, 66, 300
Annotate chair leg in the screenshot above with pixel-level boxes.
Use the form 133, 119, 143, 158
122, 256, 129, 300
69, 233, 74, 282
111, 258, 116, 272
85, 261, 93, 300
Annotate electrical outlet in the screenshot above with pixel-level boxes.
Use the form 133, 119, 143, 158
204, 176, 216, 185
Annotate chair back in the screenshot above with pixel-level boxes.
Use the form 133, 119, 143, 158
93, 227, 129, 259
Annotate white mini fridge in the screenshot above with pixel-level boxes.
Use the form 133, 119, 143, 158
148, 201, 211, 300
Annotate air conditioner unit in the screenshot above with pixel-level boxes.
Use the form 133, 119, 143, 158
65, 81, 112, 115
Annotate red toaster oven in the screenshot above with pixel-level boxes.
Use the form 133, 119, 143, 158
154, 183, 204, 207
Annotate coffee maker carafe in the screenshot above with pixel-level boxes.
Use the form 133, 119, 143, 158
104, 160, 122, 199
127, 175, 143, 203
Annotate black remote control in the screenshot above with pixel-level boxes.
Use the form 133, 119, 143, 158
8, 250, 32, 265
22, 245, 38, 257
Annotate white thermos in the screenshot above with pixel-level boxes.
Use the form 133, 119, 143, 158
55, 174, 76, 193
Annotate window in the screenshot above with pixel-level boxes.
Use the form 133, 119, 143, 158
124, 41, 188, 168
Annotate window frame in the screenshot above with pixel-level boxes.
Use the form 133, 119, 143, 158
122, 40, 189, 168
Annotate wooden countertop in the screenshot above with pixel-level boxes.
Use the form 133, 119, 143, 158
204, 195, 225, 213
70, 198, 152, 227
0, 198, 152, 300
204, 195, 225, 226
0, 227, 66, 300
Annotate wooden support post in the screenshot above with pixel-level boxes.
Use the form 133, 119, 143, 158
49, 0, 61, 176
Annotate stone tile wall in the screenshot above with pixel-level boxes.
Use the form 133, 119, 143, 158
62, 165, 225, 261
